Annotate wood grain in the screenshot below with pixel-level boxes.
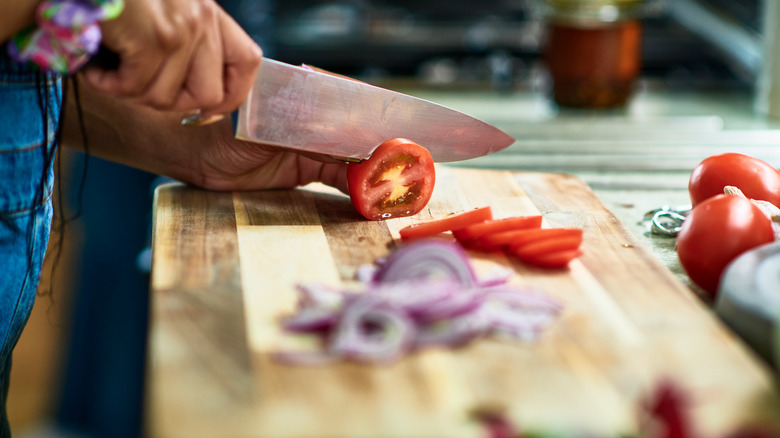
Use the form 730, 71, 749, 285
147, 166, 780, 438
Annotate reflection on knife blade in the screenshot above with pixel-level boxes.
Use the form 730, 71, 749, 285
236, 58, 515, 162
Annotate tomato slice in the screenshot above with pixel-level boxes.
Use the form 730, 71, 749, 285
512, 235, 583, 258
347, 138, 435, 220
452, 215, 543, 242
506, 228, 583, 251
506, 228, 584, 268
398, 207, 493, 242
478, 229, 536, 251
519, 249, 583, 268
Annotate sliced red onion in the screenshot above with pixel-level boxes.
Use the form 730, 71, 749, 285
406, 284, 483, 323
355, 263, 380, 284
365, 280, 482, 323
329, 297, 416, 363
280, 306, 341, 334
477, 301, 558, 341
416, 314, 488, 348
475, 266, 515, 287
478, 285, 564, 313
275, 239, 563, 365
296, 283, 344, 309
372, 241, 477, 286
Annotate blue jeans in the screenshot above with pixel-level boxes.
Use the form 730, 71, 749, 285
0, 47, 61, 437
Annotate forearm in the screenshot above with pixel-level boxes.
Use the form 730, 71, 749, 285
0, 1, 41, 42
60, 76, 218, 187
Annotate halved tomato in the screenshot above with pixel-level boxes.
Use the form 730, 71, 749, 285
347, 138, 435, 220
398, 207, 493, 242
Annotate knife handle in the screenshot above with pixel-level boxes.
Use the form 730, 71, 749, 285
85, 45, 120, 70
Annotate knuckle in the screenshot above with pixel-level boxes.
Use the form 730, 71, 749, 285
247, 44, 263, 64
234, 43, 263, 71
199, 1, 217, 21
180, 8, 201, 32
155, 24, 182, 50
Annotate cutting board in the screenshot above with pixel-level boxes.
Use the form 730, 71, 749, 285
147, 166, 780, 438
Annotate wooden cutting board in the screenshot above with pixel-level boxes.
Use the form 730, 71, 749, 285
147, 166, 780, 438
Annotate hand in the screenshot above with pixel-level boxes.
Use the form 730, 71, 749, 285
62, 73, 347, 195
190, 119, 349, 193
82, 0, 261, 118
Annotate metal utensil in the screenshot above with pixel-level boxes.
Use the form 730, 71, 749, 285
235, 58, 515, 162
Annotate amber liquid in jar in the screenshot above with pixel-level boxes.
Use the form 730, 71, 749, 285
545, 19, 642, 108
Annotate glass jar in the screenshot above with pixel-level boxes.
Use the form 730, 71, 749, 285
541, 0, 647, 109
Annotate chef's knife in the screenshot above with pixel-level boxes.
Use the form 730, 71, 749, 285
235, 58, 515, 162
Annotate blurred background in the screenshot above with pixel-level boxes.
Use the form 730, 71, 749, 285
7, 0, 779, 437
255, 0, 761, 89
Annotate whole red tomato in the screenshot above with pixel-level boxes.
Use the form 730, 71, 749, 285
676, 195, 775, 296
688, 153, 780, 207
347, 138, 435, 220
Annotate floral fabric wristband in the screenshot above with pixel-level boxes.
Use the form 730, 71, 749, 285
7, 0, 124, 74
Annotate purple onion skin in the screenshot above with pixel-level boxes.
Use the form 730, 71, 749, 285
374, 241, 477, 286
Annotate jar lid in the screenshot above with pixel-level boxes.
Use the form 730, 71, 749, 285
542, 0, 653, 23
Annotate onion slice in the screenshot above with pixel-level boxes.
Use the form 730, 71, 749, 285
372, 241, 477, 286
275, 240, 563, 365
330, 297, 417, 363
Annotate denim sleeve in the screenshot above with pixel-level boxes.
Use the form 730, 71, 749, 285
0, 46, 61, 438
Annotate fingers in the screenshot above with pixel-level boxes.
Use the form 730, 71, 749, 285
317, 162, 350, 194
199, 9, 262, 117
160, 4, 224, 111
83, 0, 260, 116
81, 25, 165, 97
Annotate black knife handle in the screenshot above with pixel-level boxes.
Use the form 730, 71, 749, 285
85, 45, 120, 70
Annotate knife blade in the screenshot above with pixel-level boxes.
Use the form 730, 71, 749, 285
235, 58, 515, 162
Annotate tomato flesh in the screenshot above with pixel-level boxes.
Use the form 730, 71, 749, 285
347, 138, 435, 220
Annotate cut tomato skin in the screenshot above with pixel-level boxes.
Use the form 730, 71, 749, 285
398, 207, 493, 242
347, 138, 435, 221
